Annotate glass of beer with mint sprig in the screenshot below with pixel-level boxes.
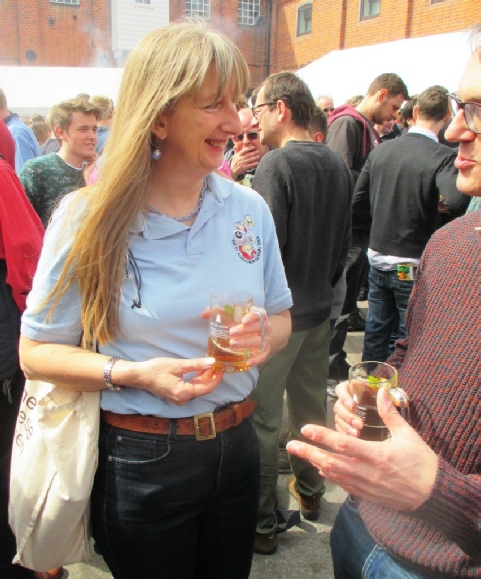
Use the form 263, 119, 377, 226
349, 361, 410, 441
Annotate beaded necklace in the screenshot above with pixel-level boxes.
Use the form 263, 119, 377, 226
147, 179, 207, 222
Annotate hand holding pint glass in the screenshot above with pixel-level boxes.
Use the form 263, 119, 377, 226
349, 361, 410, 441
206, 291, 267, 372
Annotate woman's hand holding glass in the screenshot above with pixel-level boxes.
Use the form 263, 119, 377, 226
200, 306, 272, 369
228, 308, 271, 367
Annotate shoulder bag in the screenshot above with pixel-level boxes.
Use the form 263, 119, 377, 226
9, 359, 100, 571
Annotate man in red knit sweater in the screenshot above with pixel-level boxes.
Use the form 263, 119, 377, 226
287, 24, 481, 578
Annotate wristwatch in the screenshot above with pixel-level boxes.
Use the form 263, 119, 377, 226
103, 357, 123, 392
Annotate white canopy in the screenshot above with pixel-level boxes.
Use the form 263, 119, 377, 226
0, 66, 125, 117
297, 30, 471, 105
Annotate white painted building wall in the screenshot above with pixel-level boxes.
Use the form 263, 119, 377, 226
111, 0, 169, 62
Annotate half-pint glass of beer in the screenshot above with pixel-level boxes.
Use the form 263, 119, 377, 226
349, 361, 410, 441
207, 291, 266, 372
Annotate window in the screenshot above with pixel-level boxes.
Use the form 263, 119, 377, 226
360, 0, 380, 20
135, 0, 151, 3
297, 3, 312, 36
50, 0, 79, 4
238, 0, 260, 26
186, 0, 210, 19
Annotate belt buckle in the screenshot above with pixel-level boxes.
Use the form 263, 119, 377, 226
193, 412, 216, 441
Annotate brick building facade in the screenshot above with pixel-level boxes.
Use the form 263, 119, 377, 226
271, 0, 480, 73
0, 0, 113, 67
0, 0, 479, 88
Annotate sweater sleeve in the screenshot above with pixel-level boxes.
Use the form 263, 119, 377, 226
252, 153, 289, 252
0, 162, 44, 312
436, 152, 471, 217
19, 159, 44, 222
412, 458, 481, 562
351, 157, 372, 234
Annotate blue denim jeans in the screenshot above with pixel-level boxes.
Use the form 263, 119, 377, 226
362, 267, 414, 362
92, 415, 260, 579
330, 500, 426, 578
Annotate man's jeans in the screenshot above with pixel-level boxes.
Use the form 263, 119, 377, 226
362, 267, 414, 362
331, 500, 425, 578
92, 416, 259, 579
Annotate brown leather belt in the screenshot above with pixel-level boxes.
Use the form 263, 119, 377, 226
101, 398, 256, 441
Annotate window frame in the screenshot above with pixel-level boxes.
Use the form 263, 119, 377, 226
186, 0, 211, 20
296, 2, 312, 37
49, 0, 80, 5
359, 0, 380, 21
238, 0, 261, 26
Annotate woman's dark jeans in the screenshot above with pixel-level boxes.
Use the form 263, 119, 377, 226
92, 415, 260, 579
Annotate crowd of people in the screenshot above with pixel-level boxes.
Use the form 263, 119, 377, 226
0, 17, 479, 579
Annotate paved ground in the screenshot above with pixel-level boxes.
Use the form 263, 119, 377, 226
66, 310, 366, 578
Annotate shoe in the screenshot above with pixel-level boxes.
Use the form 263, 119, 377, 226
357, 289, 368, 301
347, 309, 366, 332
288, 475, 321, 521
254, 532, 278, 555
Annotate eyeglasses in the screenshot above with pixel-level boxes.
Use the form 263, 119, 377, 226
323, 107, 335, 113
251, 101, 275, 119
232, 131, 259, 142
448, 93, 481, 134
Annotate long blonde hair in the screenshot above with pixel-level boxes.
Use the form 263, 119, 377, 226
45, 21, 250, 345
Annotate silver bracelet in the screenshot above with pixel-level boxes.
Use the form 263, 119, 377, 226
103, 357, 123, 392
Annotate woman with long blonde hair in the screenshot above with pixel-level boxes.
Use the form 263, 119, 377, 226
20, 21, 292, 578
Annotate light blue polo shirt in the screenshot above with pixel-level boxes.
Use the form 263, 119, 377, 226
21, 172, 292, 418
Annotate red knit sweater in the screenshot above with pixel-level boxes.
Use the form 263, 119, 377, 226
359, 211, 481, 577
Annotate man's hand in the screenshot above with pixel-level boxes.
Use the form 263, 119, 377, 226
230, 146, 260, 179
287, 387, 438, 511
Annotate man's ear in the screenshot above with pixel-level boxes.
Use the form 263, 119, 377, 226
378, 88, 388, 102
54, 125, 65, 141
412, 105, 419, 123
277, 99, 289, 122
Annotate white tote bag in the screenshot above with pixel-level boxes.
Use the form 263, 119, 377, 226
9, 378, 100, 571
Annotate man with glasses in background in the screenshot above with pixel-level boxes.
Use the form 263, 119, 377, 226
225, 106, 269, 187
249, 72, 353, 555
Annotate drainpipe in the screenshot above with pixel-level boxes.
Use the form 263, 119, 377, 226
265, 0, 273, 79
405, 0, 414, 38
339, 0, 347, 50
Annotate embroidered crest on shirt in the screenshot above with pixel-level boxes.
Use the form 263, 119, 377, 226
232, 216, 261, 264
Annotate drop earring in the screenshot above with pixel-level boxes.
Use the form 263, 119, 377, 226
151, 137, 162, 160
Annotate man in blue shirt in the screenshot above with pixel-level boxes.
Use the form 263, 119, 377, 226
0, 88, 41, 173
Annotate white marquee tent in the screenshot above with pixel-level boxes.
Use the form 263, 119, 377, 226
297, 30, 472, 105
0, 66, 125, 117
0, 29, 473, 117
